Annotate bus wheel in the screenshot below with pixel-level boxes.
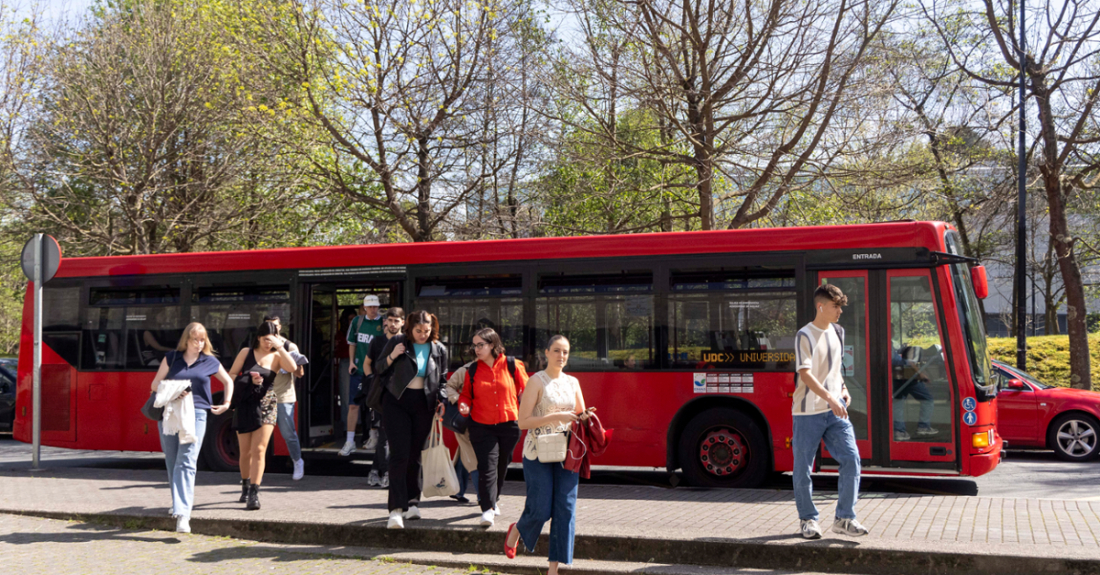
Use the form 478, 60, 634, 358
1048, 412, 1100, 462
678, 408, 768, 488
202, 412, 240, 472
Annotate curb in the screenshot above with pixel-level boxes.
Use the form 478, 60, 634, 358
2, 508, 1097, 575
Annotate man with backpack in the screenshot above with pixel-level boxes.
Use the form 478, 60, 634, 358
339, 295, 384, 456
792, 284, 868, 539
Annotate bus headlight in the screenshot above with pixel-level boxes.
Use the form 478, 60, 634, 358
972, 430, 993, 448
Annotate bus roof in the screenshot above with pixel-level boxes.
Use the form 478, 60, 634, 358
54, 221, 951, 278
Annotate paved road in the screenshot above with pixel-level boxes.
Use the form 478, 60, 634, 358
1, 435, 1096, 499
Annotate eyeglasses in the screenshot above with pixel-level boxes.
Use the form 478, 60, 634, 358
472, 342, 489, 350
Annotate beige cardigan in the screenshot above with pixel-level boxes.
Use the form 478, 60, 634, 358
446, 363, 478, 471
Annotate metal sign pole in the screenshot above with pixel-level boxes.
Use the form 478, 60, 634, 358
32, 233, 42, 469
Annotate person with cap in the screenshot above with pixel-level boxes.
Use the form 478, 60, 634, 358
340, 294, 384, 456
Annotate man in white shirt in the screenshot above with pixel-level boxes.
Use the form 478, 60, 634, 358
792, 284, 868, 539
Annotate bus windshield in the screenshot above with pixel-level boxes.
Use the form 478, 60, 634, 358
944, 231, 996, 401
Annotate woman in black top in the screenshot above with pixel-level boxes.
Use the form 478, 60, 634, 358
372, 310, 448, 529
228, 321, 298, 510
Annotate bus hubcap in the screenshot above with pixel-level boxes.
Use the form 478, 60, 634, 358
1057, 420, 1096, 457
699, 428, 747, 477
218, 424, 240, 466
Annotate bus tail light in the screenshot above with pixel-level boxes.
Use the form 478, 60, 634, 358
972, 429, 994, 448
971, 265, 989, 299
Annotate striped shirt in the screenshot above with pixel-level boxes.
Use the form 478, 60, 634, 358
792, 322, 845, 416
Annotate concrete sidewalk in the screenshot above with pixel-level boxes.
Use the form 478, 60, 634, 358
1, 466, 1098, 574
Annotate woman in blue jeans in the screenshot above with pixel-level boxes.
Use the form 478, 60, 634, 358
504, 335, 586, 575
149, 323, 234, 533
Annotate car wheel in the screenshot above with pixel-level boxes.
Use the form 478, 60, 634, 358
677, 407, 769, 488
1048, 413, 1100, 462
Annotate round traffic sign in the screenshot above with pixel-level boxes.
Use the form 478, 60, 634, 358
20, 235, 61, 283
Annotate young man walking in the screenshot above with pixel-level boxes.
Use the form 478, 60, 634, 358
340, 295, 384, 456
360, 307, 405, 488
792, 284, 868, 539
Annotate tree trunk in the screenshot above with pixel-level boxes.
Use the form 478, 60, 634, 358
1034, 83, 1090, 389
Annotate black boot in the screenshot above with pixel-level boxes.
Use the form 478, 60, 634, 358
246, 483, 260, 510
239, 479, 249, 503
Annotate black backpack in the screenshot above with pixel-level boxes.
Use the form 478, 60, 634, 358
466, 355, 520, 395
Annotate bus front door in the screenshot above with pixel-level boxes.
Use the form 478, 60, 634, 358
302, 283, 401, 450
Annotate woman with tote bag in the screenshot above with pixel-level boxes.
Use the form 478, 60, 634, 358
372, 310, 449, 529
504, 335, 586, 575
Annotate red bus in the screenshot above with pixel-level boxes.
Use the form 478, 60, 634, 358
13, 221, 1001, 487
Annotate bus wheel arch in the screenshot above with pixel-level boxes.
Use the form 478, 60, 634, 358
667, 398, 773, 488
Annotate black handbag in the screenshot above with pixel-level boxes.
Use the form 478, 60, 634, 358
366, 374, 386, 412
140, 391, 163, 421
442, 400, 469, 434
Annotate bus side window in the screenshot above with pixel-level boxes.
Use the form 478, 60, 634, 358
668, 269, 797, 370
82, 286, 181, 370
535, 272, 654, 371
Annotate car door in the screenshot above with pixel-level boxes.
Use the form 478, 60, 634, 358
0, 366, 15, 430
994, 365, 1038, 445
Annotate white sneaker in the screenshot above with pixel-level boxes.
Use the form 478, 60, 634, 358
379, 473, 389, 489
292, 459, 304, 481
832, 518, 869, 537
493, 504, 501, 516
176, 516, 191, 534
894, 430, 911, 442
387, 510, 404, 529
338, 439, 356, 456
916, 426, 939, 436
364, 429, 379, 451
404, 506, 421, 520
367, 470, 380, 487
480, 509, 495, 527
800, 519, 822, 539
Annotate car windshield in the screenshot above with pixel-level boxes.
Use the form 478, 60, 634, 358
996, 362, 1051, 390
944, 231, 995, 400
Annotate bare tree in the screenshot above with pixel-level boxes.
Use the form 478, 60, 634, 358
552, 0, 899, 231
247, 0, 547, 242
923, 0, 1100, 389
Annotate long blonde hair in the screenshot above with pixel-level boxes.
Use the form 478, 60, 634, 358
176, 322, 215, 355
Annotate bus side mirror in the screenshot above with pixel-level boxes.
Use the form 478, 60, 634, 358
971, 265, 989, 299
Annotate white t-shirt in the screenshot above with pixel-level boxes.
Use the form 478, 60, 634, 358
792, 322, 844, 416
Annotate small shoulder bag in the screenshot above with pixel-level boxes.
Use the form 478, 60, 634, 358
533, 372, 569, 463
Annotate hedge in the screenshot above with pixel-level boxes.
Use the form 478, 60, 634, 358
987, 335, 1100, 390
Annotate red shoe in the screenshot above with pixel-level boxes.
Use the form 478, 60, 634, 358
504, 522, 518, 559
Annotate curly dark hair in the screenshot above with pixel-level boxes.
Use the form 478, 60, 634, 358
813, 284, 848, 307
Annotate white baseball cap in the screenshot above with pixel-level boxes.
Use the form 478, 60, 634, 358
363, 295, 381, 307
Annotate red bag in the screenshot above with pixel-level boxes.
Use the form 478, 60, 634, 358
564, 412, 612, 479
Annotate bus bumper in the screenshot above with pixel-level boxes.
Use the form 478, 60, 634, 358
968, 435, 1004, 478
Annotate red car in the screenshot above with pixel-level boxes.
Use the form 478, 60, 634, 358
993, 359, 1100, 461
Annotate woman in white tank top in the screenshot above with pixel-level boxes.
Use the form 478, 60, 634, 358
503, 335, 586, 575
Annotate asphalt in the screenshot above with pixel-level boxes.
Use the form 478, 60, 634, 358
1, 465, 1099, 575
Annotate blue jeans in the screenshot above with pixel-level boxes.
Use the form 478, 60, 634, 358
158, 409, 208, 518
276, 403, 302, 462
792, 409, 860, 522
455, 458, 479, 502
517, 456, 580, 565
893, 379, 935, 433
